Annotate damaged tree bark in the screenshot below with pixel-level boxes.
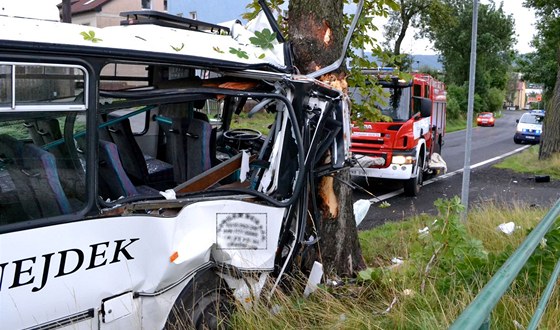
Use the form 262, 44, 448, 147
289, 0, 365, 276
539, 46, 560, 159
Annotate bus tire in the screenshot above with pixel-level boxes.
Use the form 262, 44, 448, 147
165, 270, 234, 330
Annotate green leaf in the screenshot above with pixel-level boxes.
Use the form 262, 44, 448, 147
249, 28, 276, 50
358, 268, 374, 281
378, 201, 391, 208
80, 30, 102, 43
213, 46, 224, 54
229, 47, 249, 59
170, 43, 184, 52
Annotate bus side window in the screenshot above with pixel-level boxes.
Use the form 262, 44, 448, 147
0, 113, 88, 225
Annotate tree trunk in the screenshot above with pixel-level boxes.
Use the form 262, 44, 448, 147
393, 12, 410, 56
289, 0, 343, 73
289, 0, 365, 276
539, 46, 560, 159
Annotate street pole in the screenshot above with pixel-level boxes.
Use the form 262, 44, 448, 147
62, 0, 71, 23
461, 0, 479, 221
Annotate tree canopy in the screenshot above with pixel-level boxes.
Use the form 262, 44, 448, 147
383, 0, 432, 56
518, 0, 560, 96
423, 1, 515, 90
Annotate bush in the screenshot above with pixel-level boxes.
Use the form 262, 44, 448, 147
485, 87, 505, 113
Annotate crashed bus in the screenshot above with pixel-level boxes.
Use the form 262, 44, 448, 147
0, 2, 361, 329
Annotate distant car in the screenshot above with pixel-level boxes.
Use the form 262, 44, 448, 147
514, 111, 544, 144
477, 112, 495, 127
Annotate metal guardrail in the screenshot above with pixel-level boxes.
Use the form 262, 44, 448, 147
451, 198, 560, 329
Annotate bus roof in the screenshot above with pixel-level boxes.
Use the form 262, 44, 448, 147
0, 12, 288, 72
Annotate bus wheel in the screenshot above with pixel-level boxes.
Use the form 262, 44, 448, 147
165, 271, 234, 330
404, 155, 424, 196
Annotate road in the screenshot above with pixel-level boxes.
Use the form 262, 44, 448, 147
353, 110, 550, 230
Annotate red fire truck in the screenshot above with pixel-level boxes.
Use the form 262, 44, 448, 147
350, 69, 447, 196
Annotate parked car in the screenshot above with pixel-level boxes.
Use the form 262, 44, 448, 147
514, 111, 545, 144
476, 112, 495, 127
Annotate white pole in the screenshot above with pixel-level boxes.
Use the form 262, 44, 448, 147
461, 0, 479, 221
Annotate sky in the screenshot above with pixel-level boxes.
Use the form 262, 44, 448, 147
42, 0, 536, 55
394, 0, 537, 55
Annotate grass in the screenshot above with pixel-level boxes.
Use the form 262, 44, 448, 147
494, 145, 560, 179
445, 117, 466, 133
230, 141, 560, 329
230, 111, 275, 136
231, 202, 553, 329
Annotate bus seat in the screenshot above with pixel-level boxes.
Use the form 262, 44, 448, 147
24, 118, 85, 201
23, 118, 73, 167
0, 135, 72, 219
98, 140, 138, 200
22, 143, 72, 217
106, 117, 174, 189
0, 135, 29, 222
98, 140, 159, 200
167, 117, 213, 183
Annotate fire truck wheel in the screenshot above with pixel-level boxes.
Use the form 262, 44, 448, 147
165, 271, 234, 330
404, 156, 424, 196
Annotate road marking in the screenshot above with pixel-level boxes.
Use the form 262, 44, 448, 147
368, 145, 531, 203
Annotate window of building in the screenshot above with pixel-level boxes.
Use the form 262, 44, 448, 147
142, 0, 152, 10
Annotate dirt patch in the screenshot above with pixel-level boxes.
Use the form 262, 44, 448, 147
359, 166, 560, 230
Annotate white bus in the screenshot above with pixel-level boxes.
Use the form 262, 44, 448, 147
0, 3, 358, 329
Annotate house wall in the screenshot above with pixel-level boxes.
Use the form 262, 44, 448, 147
514, 81, 526, 110
72, 0, 167, 28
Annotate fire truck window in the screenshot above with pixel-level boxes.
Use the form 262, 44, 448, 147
424, 85, 430, 98
413, 84, 422, 97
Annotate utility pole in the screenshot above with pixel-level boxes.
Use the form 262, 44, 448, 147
62, 0, 71, 23
460, 0, 479, 221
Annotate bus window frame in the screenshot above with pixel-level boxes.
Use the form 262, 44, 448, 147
0, 57, 98, 235
0, 61, 89, 112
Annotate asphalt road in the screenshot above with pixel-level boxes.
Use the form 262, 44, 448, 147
353, 111, 560, 230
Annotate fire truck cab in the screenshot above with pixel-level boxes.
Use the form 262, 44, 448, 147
350, 69, 447, 196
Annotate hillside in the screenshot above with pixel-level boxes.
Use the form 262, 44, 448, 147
362, 52, 442, 71
411, 54, 442, 71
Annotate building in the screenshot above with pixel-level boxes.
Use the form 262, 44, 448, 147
66, 0, 167, 27
514, 80, 526, 110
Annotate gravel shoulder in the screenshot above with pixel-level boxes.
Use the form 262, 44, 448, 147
358, 165, 560, 230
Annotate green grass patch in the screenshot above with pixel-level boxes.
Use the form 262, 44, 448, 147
446, 117, 466, 133
494, 145, 560, 179
230, 111, 275, 136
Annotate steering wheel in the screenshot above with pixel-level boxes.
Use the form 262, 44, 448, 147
223, 128, 262, 141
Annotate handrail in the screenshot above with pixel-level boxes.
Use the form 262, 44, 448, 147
41, 105, 154, 150
451, 198, 560, 329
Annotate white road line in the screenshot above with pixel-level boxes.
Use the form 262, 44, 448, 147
368, 145, 531, 203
